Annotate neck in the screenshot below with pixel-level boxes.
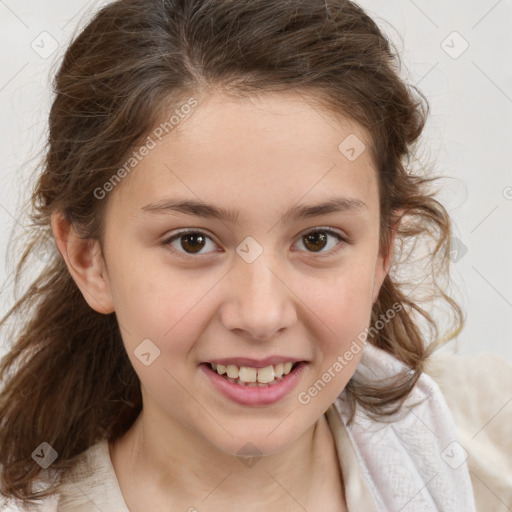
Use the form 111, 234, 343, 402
110, 406, 341, 509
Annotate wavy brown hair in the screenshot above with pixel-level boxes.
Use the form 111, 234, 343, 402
0, 0, 463, 505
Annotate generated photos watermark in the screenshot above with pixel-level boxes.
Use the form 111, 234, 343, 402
297, 302, 402, 405
93, 97, 198, 200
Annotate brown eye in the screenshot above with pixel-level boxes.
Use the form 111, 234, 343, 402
303, 231, 328, 252
179, 233, 206, 253
295, 228, 345, 255
163, 230, 218, 256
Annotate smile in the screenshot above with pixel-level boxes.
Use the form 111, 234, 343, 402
200, 361, 307, 406
209, 361, 297, 386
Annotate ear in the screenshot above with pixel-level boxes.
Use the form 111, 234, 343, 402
51, 211, 115, 314
371, 209, 403, 305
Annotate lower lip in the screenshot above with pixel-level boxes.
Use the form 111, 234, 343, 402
200, 362, 307, 406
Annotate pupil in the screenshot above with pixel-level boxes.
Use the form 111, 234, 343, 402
304, 232, 327, 252
181, 233, 205, 253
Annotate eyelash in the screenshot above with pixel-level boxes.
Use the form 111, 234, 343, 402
161, 227, 347, 260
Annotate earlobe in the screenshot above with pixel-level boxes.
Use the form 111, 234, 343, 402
50, 211, 115, 314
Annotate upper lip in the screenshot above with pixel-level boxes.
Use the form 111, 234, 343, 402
205, 356, 305, 368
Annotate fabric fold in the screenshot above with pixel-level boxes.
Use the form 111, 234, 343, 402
333, 342, 477, 511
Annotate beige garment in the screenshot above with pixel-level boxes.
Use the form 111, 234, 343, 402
55, 398, 378, 510
425, 350, 512, 512
2, 351, 510, 511
1, 396, 377, 512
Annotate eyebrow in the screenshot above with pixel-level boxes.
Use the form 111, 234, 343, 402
141, 196, 367, 224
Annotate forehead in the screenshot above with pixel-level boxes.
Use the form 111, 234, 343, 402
107, 90, 379, 222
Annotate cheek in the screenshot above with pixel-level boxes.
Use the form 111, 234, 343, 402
294, 265, 374, 398
108, 262, 221, 355
108, 239, 377, 354
295, 263, 376, 338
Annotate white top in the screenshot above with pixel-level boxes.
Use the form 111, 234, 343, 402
2, 345, 511, 511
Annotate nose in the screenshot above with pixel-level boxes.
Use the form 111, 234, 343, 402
219, 254, 297, 341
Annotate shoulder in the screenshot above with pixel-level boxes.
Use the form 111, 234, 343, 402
327, 342, 477, 511
0, 467, 60, 512
0, 494, 58, 511
1, 439, 126, 512
56, 439, 129, 511
425, 350, 512, 512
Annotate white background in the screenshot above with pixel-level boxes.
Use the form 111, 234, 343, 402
1, 0, 511, 361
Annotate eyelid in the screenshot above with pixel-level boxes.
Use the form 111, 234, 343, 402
293, 226, 347, 257
162, 228, 220, 259
300, 226, 347, 240
162, 226, 348, 258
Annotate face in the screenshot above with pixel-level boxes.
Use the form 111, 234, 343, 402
76, 91, 394, 458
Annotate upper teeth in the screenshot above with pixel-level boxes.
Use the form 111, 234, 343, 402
212, 362, 294, 384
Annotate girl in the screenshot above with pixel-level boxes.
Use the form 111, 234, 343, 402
0, 0, 480, 510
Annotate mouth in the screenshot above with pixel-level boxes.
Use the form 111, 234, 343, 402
200, 359, 307, 406
205, 361, 301, 387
